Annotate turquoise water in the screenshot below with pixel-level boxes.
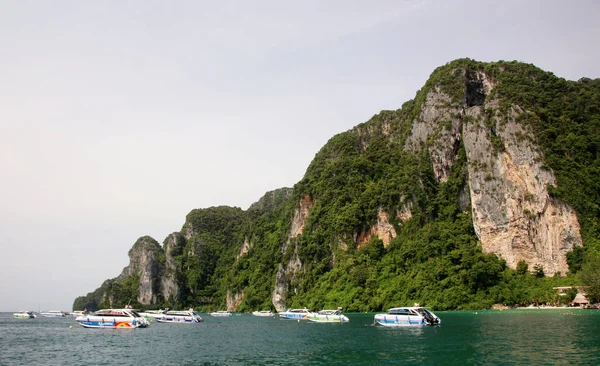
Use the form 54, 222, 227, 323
1, 310, 599, 365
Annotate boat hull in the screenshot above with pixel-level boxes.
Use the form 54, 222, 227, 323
40, 312, 66, 318
278, 312, 311, 320
209, 312, 232, 317
306, 314, 349, 323
374, 314, 428, 327
156, 316, 203, 323
252, 311, 274, 317
75, 316, 149, 329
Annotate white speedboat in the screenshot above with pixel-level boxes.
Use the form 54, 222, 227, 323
278, 308, 312, 320
138, 309, 166, 320
75, 309, 150, 329
374, 307, 441, 327
156, 310, 203, 323
306, 309, 349, 323
13, 311, 36, 319
209, 310, 232, 317
40, 310, 66, 318
252, 310, 274, 317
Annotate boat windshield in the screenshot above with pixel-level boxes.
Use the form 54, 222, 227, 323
388, 308, 417, 315
129, 310, 142, 317
415, 308, 432, 317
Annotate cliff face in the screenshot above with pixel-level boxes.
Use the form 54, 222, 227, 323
160, 232, 185, 303
125, 236, 162, 305
75, 59, 597, 312
402, 69, 583, 276
272, 195, 312, 312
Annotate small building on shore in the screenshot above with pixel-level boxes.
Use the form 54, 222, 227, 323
553, 286, 591, 306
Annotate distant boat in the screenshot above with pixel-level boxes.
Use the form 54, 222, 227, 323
252, 310, 274, 317
278, 308, 312, 320
75, 309, 149, 329
156, 310, 203, 323
40, 310, 66, 318
306, 309, 349, 323
374, 307, 441, 327
13, 311, 36, 319
209, 310, 232, 317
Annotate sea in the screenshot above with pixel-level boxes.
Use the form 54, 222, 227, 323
1, 309, 599, 365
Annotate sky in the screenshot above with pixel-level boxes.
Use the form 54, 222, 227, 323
1, 0, 599, 312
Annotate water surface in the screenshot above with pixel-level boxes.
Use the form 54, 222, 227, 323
1, 310, 598, 365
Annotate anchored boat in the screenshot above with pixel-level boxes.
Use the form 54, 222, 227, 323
40, 310, 66, 318
252, 310, 274, 317
13, 311, 36, 319
278, 308, 312, 320
75, 309, 150, 329
156, 310, 203, 323
306, 309, 349, 323
374, 307, 441, 327
209, 311, 232, 317
138, 309, 166, 320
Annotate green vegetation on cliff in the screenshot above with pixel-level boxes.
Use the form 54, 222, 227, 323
74, 59, 599, 312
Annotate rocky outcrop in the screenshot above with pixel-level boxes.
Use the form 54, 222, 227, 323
462, 104, 582, 275
126, 236, 162, 304
272, 254, 303, 312
405, 86, 463, 183
226, 289, 245, 311
271, 195, 314, 310
160, 232, 186, 303
289, 195, 313, 239
237, 237, 251, 259
356, 209, 397, 248
405, 69, 583, 276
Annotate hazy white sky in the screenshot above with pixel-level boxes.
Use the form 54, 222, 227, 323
1, 0, 599, 311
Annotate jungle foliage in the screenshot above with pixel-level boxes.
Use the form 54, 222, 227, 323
74, 59, 599, 312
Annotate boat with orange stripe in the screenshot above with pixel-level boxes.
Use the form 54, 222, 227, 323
75, 309, 149, 329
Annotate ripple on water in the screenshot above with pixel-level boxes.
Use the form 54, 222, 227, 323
0, 311, 599, 365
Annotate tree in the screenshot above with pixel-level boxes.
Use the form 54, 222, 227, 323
567, 246, 585, 273
516, 260, 529, 275
581, 255, 600, 303
533, 264, 545, 278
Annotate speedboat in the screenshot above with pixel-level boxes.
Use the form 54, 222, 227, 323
374, 307, 441, 327
306, 309, 349, 323
138, 309, 166, 320
209, 310, 232, 317
252, 310, 274, 317
40, 310, 66, 317
156, 310, 203, 323
13, 311, 36, 319
278, 308, 312, 320
75, 309, 150, 329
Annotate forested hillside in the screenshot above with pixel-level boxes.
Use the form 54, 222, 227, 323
74, 59, 600, 312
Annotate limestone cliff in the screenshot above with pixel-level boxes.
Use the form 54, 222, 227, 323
75, 59, 597, 313
160, 232, 186, 303
404, 68, 582, 275
271, 195, 312, 311
124, 236, 163, 305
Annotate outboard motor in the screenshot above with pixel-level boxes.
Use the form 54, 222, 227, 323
422, 310, 438, 325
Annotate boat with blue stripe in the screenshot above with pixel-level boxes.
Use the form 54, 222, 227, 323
156, 310, 203, 323
278, 308, 312, 320
374, 307, 441, 327
75, 309, 150, 329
